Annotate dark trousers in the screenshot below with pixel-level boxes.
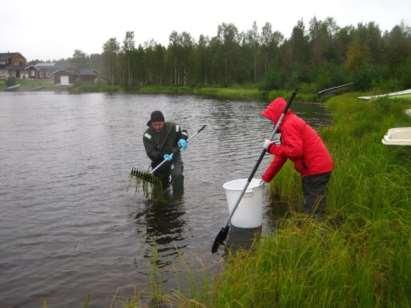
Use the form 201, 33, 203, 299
302, 172, 331, 217
152, 156, 184, 196
171, 158, 184, 196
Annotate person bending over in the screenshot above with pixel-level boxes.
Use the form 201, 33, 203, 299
261, 97, 333, 217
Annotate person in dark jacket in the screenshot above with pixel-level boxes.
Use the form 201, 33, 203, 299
143, 111, 188, 195
261, 97, 333, 217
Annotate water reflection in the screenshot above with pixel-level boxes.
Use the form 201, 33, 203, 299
135, 193, 187, 268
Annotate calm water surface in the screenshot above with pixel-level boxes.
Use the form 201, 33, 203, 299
0, 92, 329, 307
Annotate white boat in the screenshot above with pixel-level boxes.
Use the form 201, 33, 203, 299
4, 83, 21, 91
359, 88, 411, 100
382, 127, 411, 146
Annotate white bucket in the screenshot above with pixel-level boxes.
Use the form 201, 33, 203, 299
223, 178, 264, 228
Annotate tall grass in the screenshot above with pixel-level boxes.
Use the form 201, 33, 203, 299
17, 78, 55, 90
64, 83, 318, 103
69, 83, 122, 93
193, 87, 261, 101
171, 94, 411, 307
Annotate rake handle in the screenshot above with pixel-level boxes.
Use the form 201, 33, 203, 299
150, 124, 207, 174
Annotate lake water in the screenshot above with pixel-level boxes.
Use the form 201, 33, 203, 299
0, 92, 329, 307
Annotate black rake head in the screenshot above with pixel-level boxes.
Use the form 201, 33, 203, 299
130, 168, 161, 185
211, 225, 229, 254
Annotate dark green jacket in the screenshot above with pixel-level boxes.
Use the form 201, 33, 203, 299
143, 122, 188, 165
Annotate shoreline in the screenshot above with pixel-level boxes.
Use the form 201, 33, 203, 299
0, 80, 318, 102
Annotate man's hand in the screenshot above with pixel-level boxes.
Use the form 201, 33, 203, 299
163, 153, 174, 161
177, 138, 188, 151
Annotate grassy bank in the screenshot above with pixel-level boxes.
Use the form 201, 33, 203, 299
2, 79, 318, 102
69, 83, 268, 100
0, 79, 55, 91
166, 94, 411, 307
67, 83, 317, 102
17, 79, 56, 91
68, 83, 123, 94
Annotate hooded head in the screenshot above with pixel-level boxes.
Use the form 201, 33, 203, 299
147, 110, 165, 132
147, 110, 165, 126
260, 97, 290, 125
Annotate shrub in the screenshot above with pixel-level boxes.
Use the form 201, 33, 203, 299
6, 77, 17, 87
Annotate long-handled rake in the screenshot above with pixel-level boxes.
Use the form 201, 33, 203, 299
130, 124, 207, 185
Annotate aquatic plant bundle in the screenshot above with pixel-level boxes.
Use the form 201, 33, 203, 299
129, 173, 170, 202
130, 167, 162, 185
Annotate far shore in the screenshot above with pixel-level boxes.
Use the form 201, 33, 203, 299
0, 79, 321, 102
4, 79, 409, 104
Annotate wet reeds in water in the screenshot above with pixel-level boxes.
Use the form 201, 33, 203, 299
130, 167, 161, 185
129, 170, 171, 202
170, 94, 411, 307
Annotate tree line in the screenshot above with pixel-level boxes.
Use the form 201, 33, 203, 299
64, 18, 411, 91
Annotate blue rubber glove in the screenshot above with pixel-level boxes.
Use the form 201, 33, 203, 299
163, 153, 173, 161
177, 138, 188, 151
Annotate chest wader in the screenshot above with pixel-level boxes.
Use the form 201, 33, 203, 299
302, 172, 331, 218
151, 153, 184, 196
170, 154, 184, 197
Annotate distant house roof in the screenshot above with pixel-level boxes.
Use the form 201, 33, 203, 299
8, 65, 26, 71
54, 69, 76, 76
53, 68, 97, 76
34, 62, 56, 69
26, 62, 59, 72
78, 68, 97, 76
0, 52, 26, 62
0, 52, 27, 69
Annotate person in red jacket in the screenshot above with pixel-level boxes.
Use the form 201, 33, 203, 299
261, 97, 333, 217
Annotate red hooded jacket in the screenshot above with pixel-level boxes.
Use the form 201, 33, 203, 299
261, 97, 333, 182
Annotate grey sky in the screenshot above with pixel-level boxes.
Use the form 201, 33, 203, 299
1, 0, 410, 61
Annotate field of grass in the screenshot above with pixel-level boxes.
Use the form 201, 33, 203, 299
193, 87, 261, 101
163, 94, 411, 307
65, 83, 318, 103
391, 94, 411, 101
138, 86, 317, 102
0, 78, 56, 91
68, 82, 122, 93
17, 78, 55, 90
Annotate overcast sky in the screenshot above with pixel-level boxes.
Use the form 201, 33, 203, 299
1, 0, 410, 61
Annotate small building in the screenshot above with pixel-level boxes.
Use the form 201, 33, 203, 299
54, 70, 77, 85
26, 62, 57, 79
78, 68, 98, 83
53, 68, 98, 85
0, 52, 27, 79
